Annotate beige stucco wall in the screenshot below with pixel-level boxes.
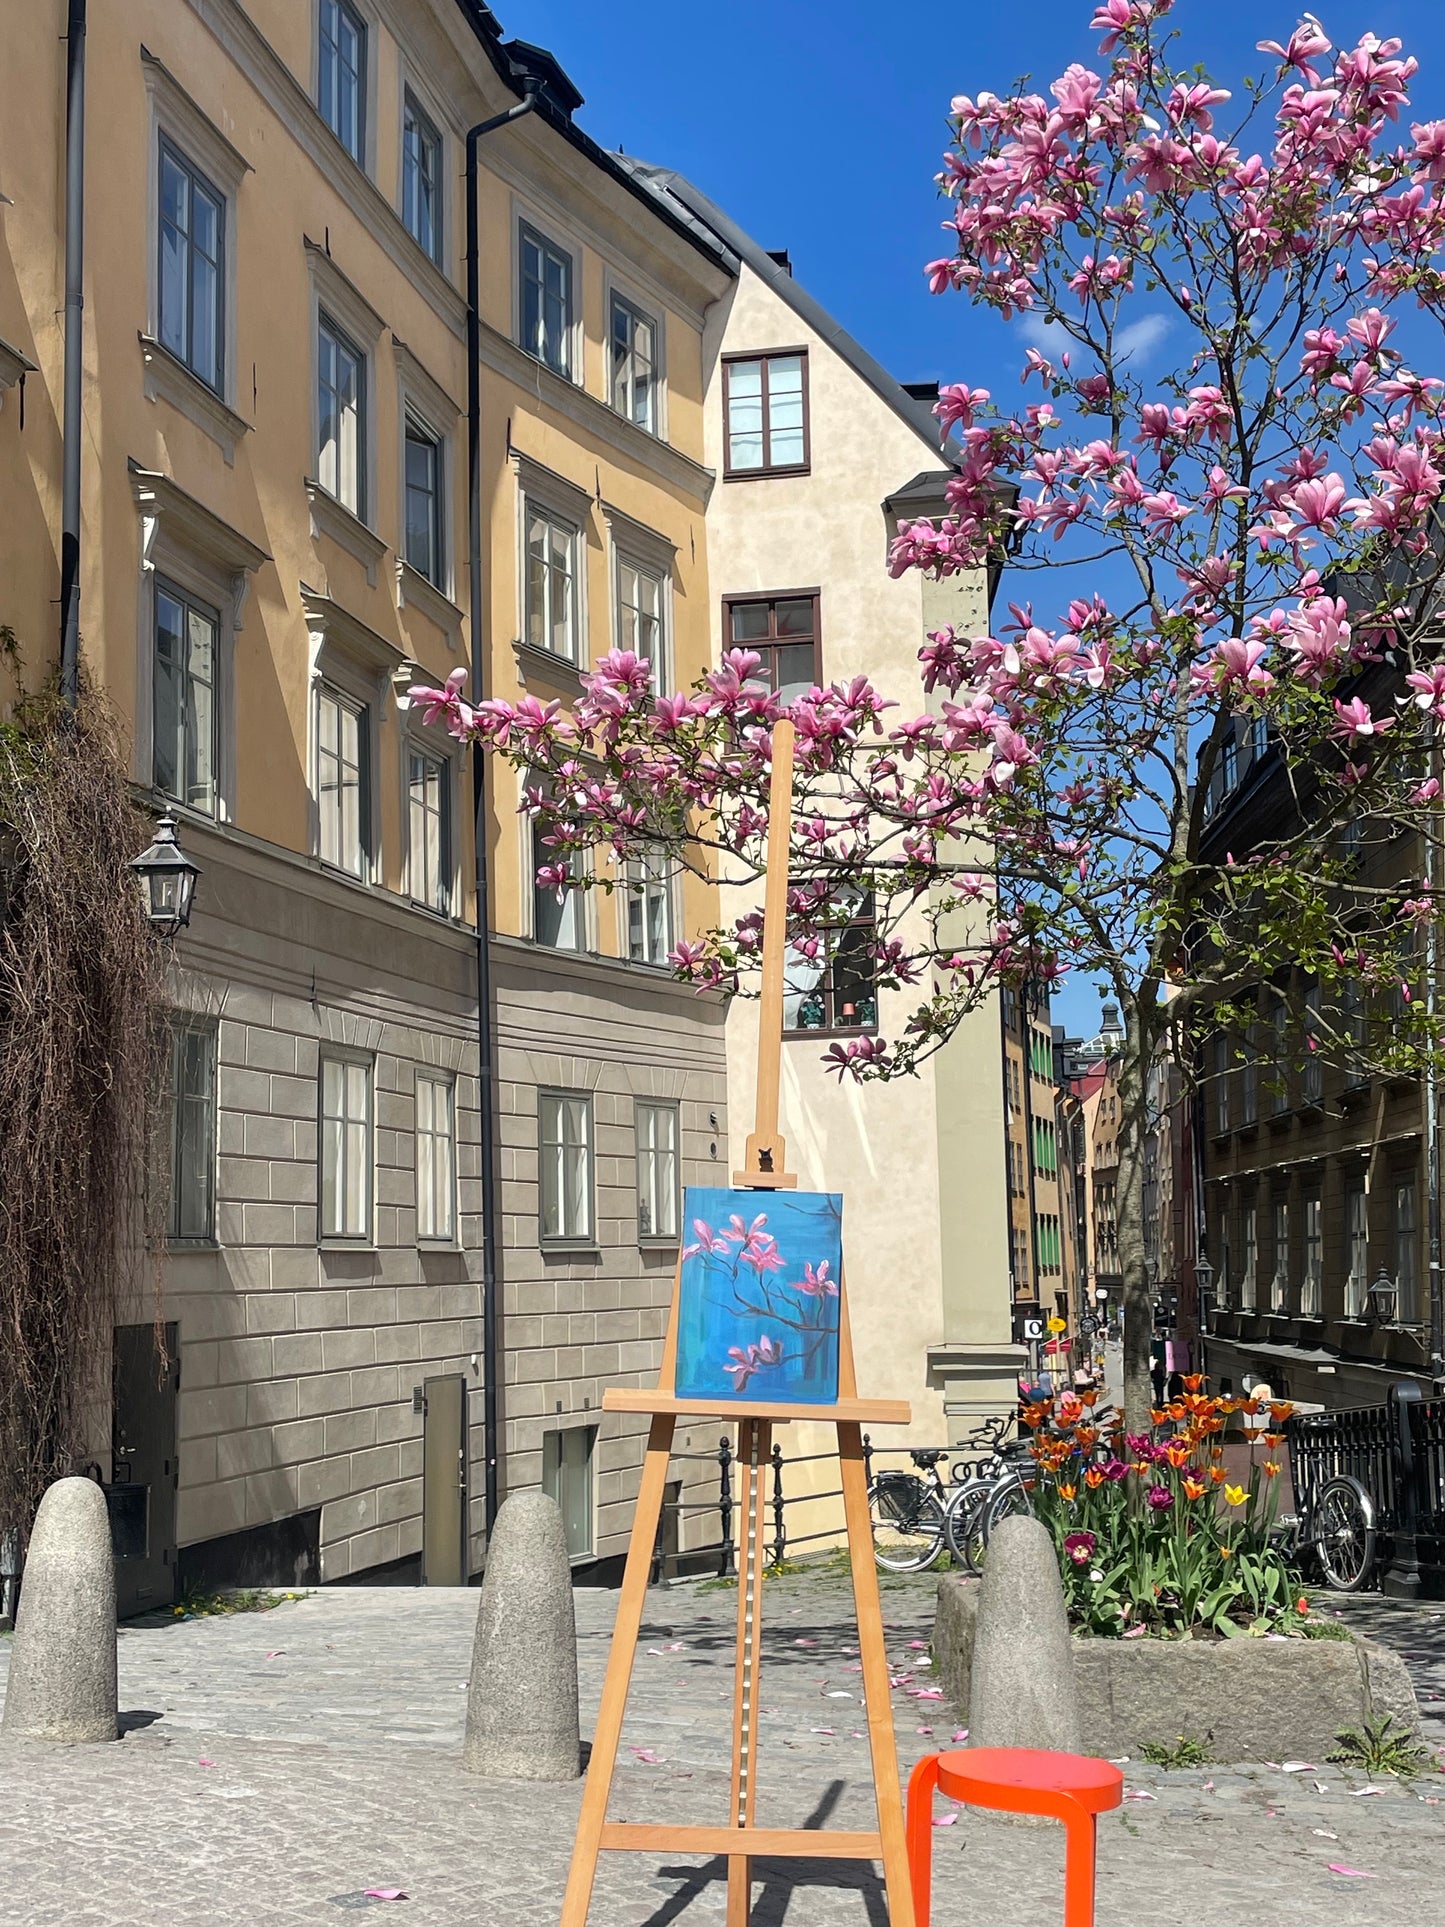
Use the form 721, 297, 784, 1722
701, 264, 1014, 1539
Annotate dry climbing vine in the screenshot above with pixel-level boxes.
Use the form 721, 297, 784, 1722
0, 675, 168, 1546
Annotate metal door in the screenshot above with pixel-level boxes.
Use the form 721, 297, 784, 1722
111, 1322, 179, 1617
421, 1374, 468, 1585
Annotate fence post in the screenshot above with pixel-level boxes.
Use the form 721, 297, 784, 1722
717, 1435, 734, 1579
769, 1440, 786, 1568
862, 1433, 873, 1487
1380, 1379, 1424, 1601
650, 1486, 667, 1587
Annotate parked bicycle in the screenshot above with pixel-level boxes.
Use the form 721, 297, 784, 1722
867, 1415, 1034, 1573
1276, 1473, 1378, 1591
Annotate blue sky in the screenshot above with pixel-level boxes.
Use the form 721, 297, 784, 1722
503, 1, 1445, 1036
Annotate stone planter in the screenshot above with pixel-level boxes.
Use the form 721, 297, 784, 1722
934, 1576, 1424, 1763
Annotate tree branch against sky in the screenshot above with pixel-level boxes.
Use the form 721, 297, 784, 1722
420, 0, 1445, 1427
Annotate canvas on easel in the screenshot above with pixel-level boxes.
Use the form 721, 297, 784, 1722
557, 719, 917, 1927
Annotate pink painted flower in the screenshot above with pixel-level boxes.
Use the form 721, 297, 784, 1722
795, 1260, 839, 1299
682, 1219, 734, 1261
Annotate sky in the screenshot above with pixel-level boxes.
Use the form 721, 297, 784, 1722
500, 1, 1445, 1037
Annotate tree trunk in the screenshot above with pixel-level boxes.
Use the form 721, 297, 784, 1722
1114, 1013, 1155, 1437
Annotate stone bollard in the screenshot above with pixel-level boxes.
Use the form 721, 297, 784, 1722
1, 1477, 117, 1743
968, 1514, 1082, 1756
463, 1490, 580, 1780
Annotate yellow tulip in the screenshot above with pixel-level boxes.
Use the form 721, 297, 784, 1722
1223, 1484, 1247, 1506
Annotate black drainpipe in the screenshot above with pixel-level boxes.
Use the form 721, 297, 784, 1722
59, 0, 86, 706
465, 90, 537, 1542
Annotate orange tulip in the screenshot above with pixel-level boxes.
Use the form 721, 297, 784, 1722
1182, 1373, 1205, 1392
1218, 1541, 1235, 1559
1183, 1476, 1207, 1501
1165, 1442, 1191, 1468
1085, 1467, 1106, 1490
1262, 1461, 1281, 1479
1270, 1401, 1295, 1424
1210, 1466, 1227, 1484
1296, 1596, 1309, 1615
1057, 1483, 1077, 1501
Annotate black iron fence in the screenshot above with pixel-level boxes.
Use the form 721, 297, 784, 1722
1286, 1381, 1445, 1592
649, 1436, 950, 1583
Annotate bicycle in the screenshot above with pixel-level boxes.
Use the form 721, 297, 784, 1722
1275, 1472, 1378, 1591
868, 1447, 951, 1572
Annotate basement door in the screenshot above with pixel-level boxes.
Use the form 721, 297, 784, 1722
112, 1322, 179, 1618
421, 1374, 468, 1585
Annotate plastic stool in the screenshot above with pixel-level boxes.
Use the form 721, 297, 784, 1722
906, 1746, 1124, 1927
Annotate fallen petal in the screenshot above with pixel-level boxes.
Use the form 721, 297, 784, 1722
1327, 1866, 1376, 1878
362, 1890, 408, 1902
932, 1812, 958, 1827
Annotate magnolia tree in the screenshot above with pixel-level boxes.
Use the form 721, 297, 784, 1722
417, 1, 1445, 1429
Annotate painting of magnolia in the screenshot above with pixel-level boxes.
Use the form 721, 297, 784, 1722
674, 1187, 843, 1405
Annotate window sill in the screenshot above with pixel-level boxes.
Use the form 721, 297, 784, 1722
319, 857, 373, 891
166, 1237, 220, 1253
320, 1240, 378, 1255
514, 639, 585, 694
723, 463, 811, 484
307, 481, 388, 587
397, 559, 465, 645
785, 1026, 880, 1042
516, 342, 578, 388
540, 1242, 602, 1261
139, 335, 251, 464
638, 1236, 680, 1253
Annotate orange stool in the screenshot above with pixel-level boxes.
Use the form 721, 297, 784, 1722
906, 1747, 1124, 1927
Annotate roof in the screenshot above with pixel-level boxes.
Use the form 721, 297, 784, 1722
614, 158, 948, 457
448, 4, 735, 275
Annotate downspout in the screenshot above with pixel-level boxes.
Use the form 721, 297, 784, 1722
465, 89, 537, 1543
1426, 712, 1443, 1386
59, 0, 86, 706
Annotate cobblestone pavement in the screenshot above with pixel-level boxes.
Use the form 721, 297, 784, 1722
2, 1562, 1445, 1926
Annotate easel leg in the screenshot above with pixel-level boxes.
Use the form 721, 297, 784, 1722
839, 1420, 917, 1927
560, 1412, 676, 1927
726, 1416, 769, 1926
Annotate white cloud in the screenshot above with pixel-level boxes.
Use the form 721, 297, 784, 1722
1013, 309, 1173, 367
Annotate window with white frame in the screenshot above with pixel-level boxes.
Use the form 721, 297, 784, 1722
415, 1072, 455, 1242
1212, 1030, 1230, 1133
625, 843, 674, 966
158, 138, 225, 394
635, 1100, 679, 1242
1240, 1021, 1258, 1125
528, 776, 584, 951
519, 224, 573, 376
404, 414, 444, 587
1218, 1224, 1232, 1309
1345, 1184, 1369, 1315
610, 293, 657, 432
318, 0, 366, 164
1271, 998, 1290, 1114
168, 1021, 216, 1241
408, 748, 451, 914
539, 1092, 593, 1244
524, 505, 579, 660
1270, 1199, 1289, 1310
153, 577, 219, 815
1302, 1195, 1322, 1316
1303, 986, 1324, 1103
316, 683, 368, 878
1395, 1179, 1419, 1324
317, 312, 366, 517
616, 556, 664, 688
401, 90, 442, 263
1240, 1201, 1257, 1309
543, 1425, 595, 1560
320, 1053, 372, 1240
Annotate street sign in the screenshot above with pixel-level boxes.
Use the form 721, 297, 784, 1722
1080, 1314, 1100, 1337
1043, 1337, 1068, 1356
1022, 1317, 1044, 1341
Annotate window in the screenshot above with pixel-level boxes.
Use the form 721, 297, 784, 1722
1212, 1031, 1231, 1133
318, 0, 366, 164
320, 1054, 372, 1240
1302, 1196, 1322, 1316
723, 352, 808, 475
404, 416, 444, 587
610, 294, 657, 432
408, 749, 451, 914
1395, 1180, 1419, 1324
1271, 1200, 1289, 1311
415, 1073, 455, 1242
784, 893, 877, 1034
317, 313, 365, 517
524, 506, 580, 661
1218, 1224, 1232, 1309
1222, 733, 1238, 792
1240, 1203, 1257, 1309
317, 684, 368, 878
1240, 1024, 1258, 1125
158, 140, 224, 393
1251, 715, 1269, 761
725, 594, 819, 702
519, 224, 573, 376
617, 558, 664, 688
539, 1092, 593, 1244
635, 1100, 679, 1241
168, 1022, 215, 1241
401, 91, 442, 263
153, 578, 218, 815
1271, 1000, 1290, 1114
529, 776, 584, 950
543, 1425, 595, 1561
625, 843, 673, 966
1346, 1185, 1369, 1316
1303, 986, 1324, 1103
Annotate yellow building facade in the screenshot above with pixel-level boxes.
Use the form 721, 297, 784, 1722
0, 0, 732, 1600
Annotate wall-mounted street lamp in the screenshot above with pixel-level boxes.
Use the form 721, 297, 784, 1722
1367, 1266, 1398, 1326
130, 813, 200, 937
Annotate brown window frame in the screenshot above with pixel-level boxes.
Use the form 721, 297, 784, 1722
721, 590, 822, 695
783, 890, 878, 1040
722, 348, 811, 480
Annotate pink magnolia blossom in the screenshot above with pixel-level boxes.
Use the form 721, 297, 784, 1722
1331, 696, 1393, 740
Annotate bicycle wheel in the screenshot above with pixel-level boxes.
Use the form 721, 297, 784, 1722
1312, 1476, 1377, 1592
944, 1481, 991, 1573
869, 1478, 947, 1572
979, 1473, 1036, 1556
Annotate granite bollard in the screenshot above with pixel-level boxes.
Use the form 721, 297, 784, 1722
969, 1513, 1083, 1755
463, 1489, 580, 1780
1, 1476, 117, 1743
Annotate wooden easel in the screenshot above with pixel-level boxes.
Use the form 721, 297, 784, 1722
560, 720, 917, 1927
